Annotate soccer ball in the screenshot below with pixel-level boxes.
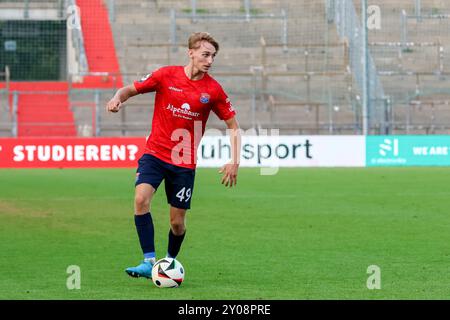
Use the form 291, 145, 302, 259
151, 258, 185, 288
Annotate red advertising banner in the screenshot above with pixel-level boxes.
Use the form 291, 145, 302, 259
0, 137, 147, 168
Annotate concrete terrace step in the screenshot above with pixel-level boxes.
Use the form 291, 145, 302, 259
19, 125, 77, 137
155, 0, 243, 12
0, 1, 61, 9
18, 112, 75, 122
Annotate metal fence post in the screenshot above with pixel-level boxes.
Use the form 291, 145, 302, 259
170, 9, 178, 52
260, 36, 266, 68
415, 0, 421, 22
24, 0, 30, 19
108, 0, 116, 23
438, 40, 444, 73
281, 9, 288, 52
12, 91, 18, 137
191, 0, 197, 22
406, 101, 411, 134
58, 0, 64, 19
5, 66, 10, 112
340, 0, 345, 37
260, 36, 268, 111
244, 0, 251, 22
95, 90, 100, 136
401, 10, 407, 51
362, 0, 369, 135
327, 89, 333, 134
326, 0, 335, 23
384, 97, 392, 134
250, 68, 257, 129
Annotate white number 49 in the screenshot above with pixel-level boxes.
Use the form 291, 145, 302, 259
176, 187, 192, 202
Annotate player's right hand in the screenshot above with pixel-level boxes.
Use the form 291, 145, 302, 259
106, 97, 122, 113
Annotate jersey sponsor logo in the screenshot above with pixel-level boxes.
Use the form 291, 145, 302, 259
169, 86, 183, 92
166, 103, 200, 120
200, 93, 210, 104
138, 73, 152, 83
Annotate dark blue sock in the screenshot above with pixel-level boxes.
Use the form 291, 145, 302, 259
167, 229, 186, 259
134, 213, 155, 258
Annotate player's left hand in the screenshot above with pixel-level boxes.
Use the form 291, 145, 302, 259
106, 97, 122, 113
219, 162, 239, 188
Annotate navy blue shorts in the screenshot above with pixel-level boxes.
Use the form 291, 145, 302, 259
135, 154, 196, 210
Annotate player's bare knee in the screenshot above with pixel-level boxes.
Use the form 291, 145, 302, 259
134, 194, 150, 213
170, 219, 185, 235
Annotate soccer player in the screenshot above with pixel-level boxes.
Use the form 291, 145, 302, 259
106, 32, 241, 279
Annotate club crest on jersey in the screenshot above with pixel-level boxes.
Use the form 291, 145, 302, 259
200, 93, 210, 104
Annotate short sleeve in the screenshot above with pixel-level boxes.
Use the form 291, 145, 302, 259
212, 85, 236, 121
133, 68, 164, 94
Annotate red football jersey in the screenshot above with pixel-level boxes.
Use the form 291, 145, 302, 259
133, 66, 236, 169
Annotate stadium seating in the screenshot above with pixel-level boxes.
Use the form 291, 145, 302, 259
105, 0, 353, 135
1, 0, 450, 136
358, 0, 450, 134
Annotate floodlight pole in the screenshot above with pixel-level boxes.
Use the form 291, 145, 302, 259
361, 0, 369, 135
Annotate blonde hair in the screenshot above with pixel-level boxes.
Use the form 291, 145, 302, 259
188, 32, 219, 53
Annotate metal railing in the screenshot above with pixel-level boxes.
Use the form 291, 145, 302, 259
70, 93, 102, 137
99, 61, 355, 135
188, 0, 253, 22
8, 88, 106, 137
401, 10, 450, 51
6, 81, 450, 137
10, 90, 74, 137
67, 0, 89, 74
0, 0, 66, 19
371, 41, 444, 74
68, 72, 121, 92
106, 0, 255, 23
170, 8, 288, 52
125, 40, 348, 72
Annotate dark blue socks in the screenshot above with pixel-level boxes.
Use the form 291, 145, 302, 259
135, 213, 186, 261
134, 212, 155, 259
167, 229, 186, 259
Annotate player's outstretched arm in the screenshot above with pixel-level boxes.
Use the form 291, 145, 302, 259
219, 116, 241, 188
106, 84, 139, 113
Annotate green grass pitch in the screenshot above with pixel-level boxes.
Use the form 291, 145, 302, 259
0, 167, 449, 299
